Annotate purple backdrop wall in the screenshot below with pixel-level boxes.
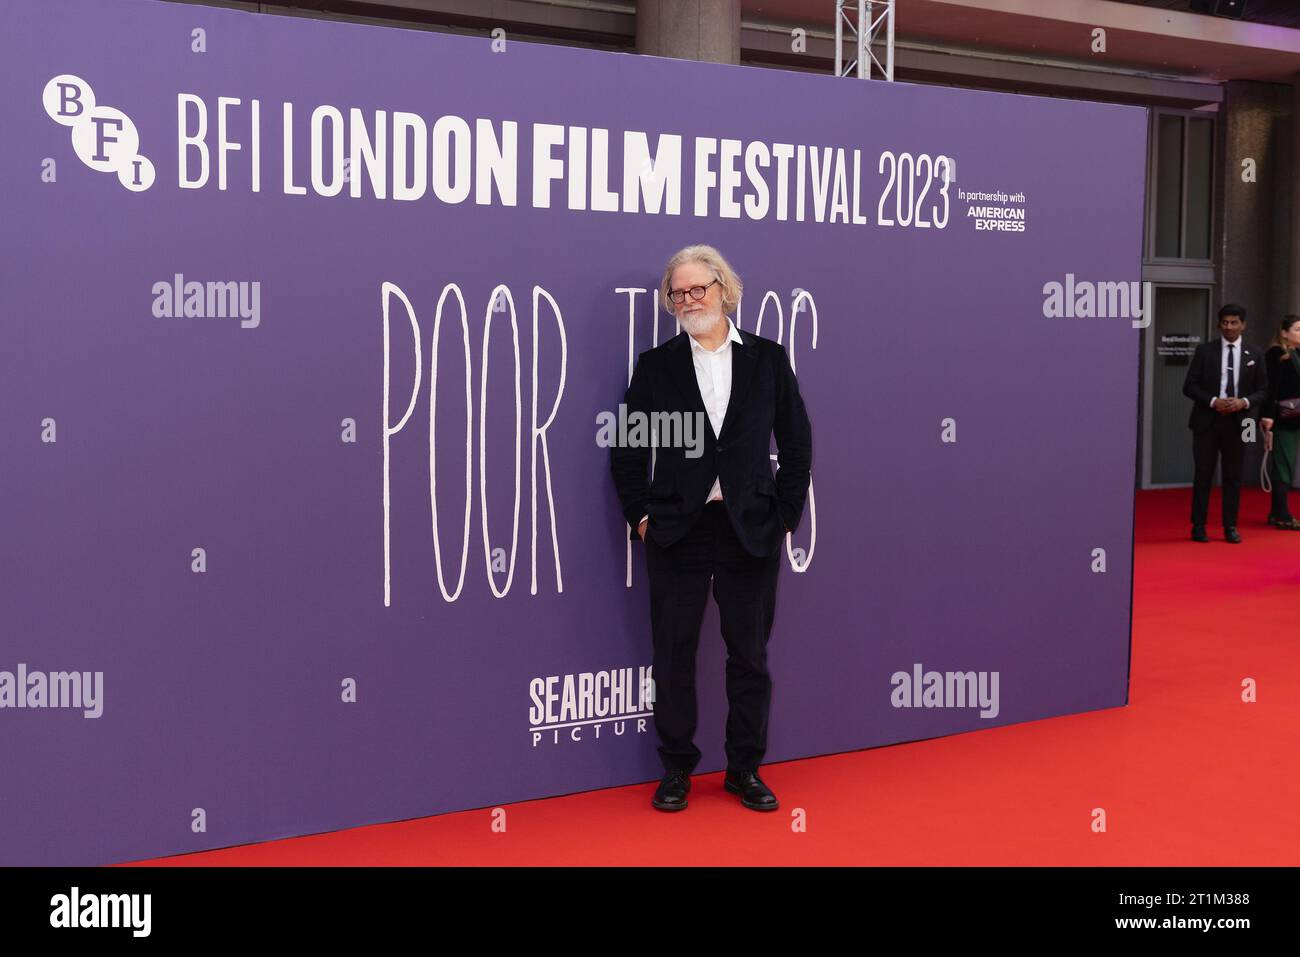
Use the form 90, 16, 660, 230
0, 0, 1145, 865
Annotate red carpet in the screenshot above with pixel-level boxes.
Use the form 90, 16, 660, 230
123, 489, 1300, 866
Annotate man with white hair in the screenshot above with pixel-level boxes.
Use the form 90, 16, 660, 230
610, 244, 813, 812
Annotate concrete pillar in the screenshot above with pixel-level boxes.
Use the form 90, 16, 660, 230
1218, 79, 1295, 486
1218, 79, 1293, 344
636, 0, 741, 65
1292, 74, 1300, 315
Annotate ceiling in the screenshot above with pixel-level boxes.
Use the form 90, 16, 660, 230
1113, 0, 1300, 30
742, 0, 1300, 83
173, 0, 1300, 85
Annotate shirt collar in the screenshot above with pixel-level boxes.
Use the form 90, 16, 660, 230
688, 315, 742, 354
1222, 336, 1242, 349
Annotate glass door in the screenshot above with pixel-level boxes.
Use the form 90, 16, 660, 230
1143, 285, 1211, 487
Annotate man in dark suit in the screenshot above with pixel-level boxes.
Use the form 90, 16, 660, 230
610, 245, 812, 813
1182, 304, 1268, 543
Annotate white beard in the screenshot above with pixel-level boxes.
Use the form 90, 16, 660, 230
679, 308, 724, 338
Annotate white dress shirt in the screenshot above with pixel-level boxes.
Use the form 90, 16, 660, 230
692, 315, 743, 503
1212, 336, 1249, 409
639, 315, 743, 529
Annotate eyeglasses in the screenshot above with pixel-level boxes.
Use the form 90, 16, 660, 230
667, 278, 719, 304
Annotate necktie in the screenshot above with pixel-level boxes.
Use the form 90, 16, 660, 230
1226, 343, 1236, 399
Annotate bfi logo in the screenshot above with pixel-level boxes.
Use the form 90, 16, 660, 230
43, 74, 155, 191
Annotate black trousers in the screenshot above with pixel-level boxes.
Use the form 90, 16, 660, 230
1191, 416, 1245, 528
643, 501, 781, 775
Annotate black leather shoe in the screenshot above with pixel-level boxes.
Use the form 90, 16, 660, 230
723, 769, 779, 811
1224, 527, 1242, 544
651, 770, 690, 811
1191, 525, 1209, 542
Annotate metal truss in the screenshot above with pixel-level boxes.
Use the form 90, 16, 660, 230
834, 0, 896, 81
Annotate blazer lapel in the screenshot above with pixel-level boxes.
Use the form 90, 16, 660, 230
667, 334, 709, 422
717, 332, 757, 442
1242, 347, 1259, 391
